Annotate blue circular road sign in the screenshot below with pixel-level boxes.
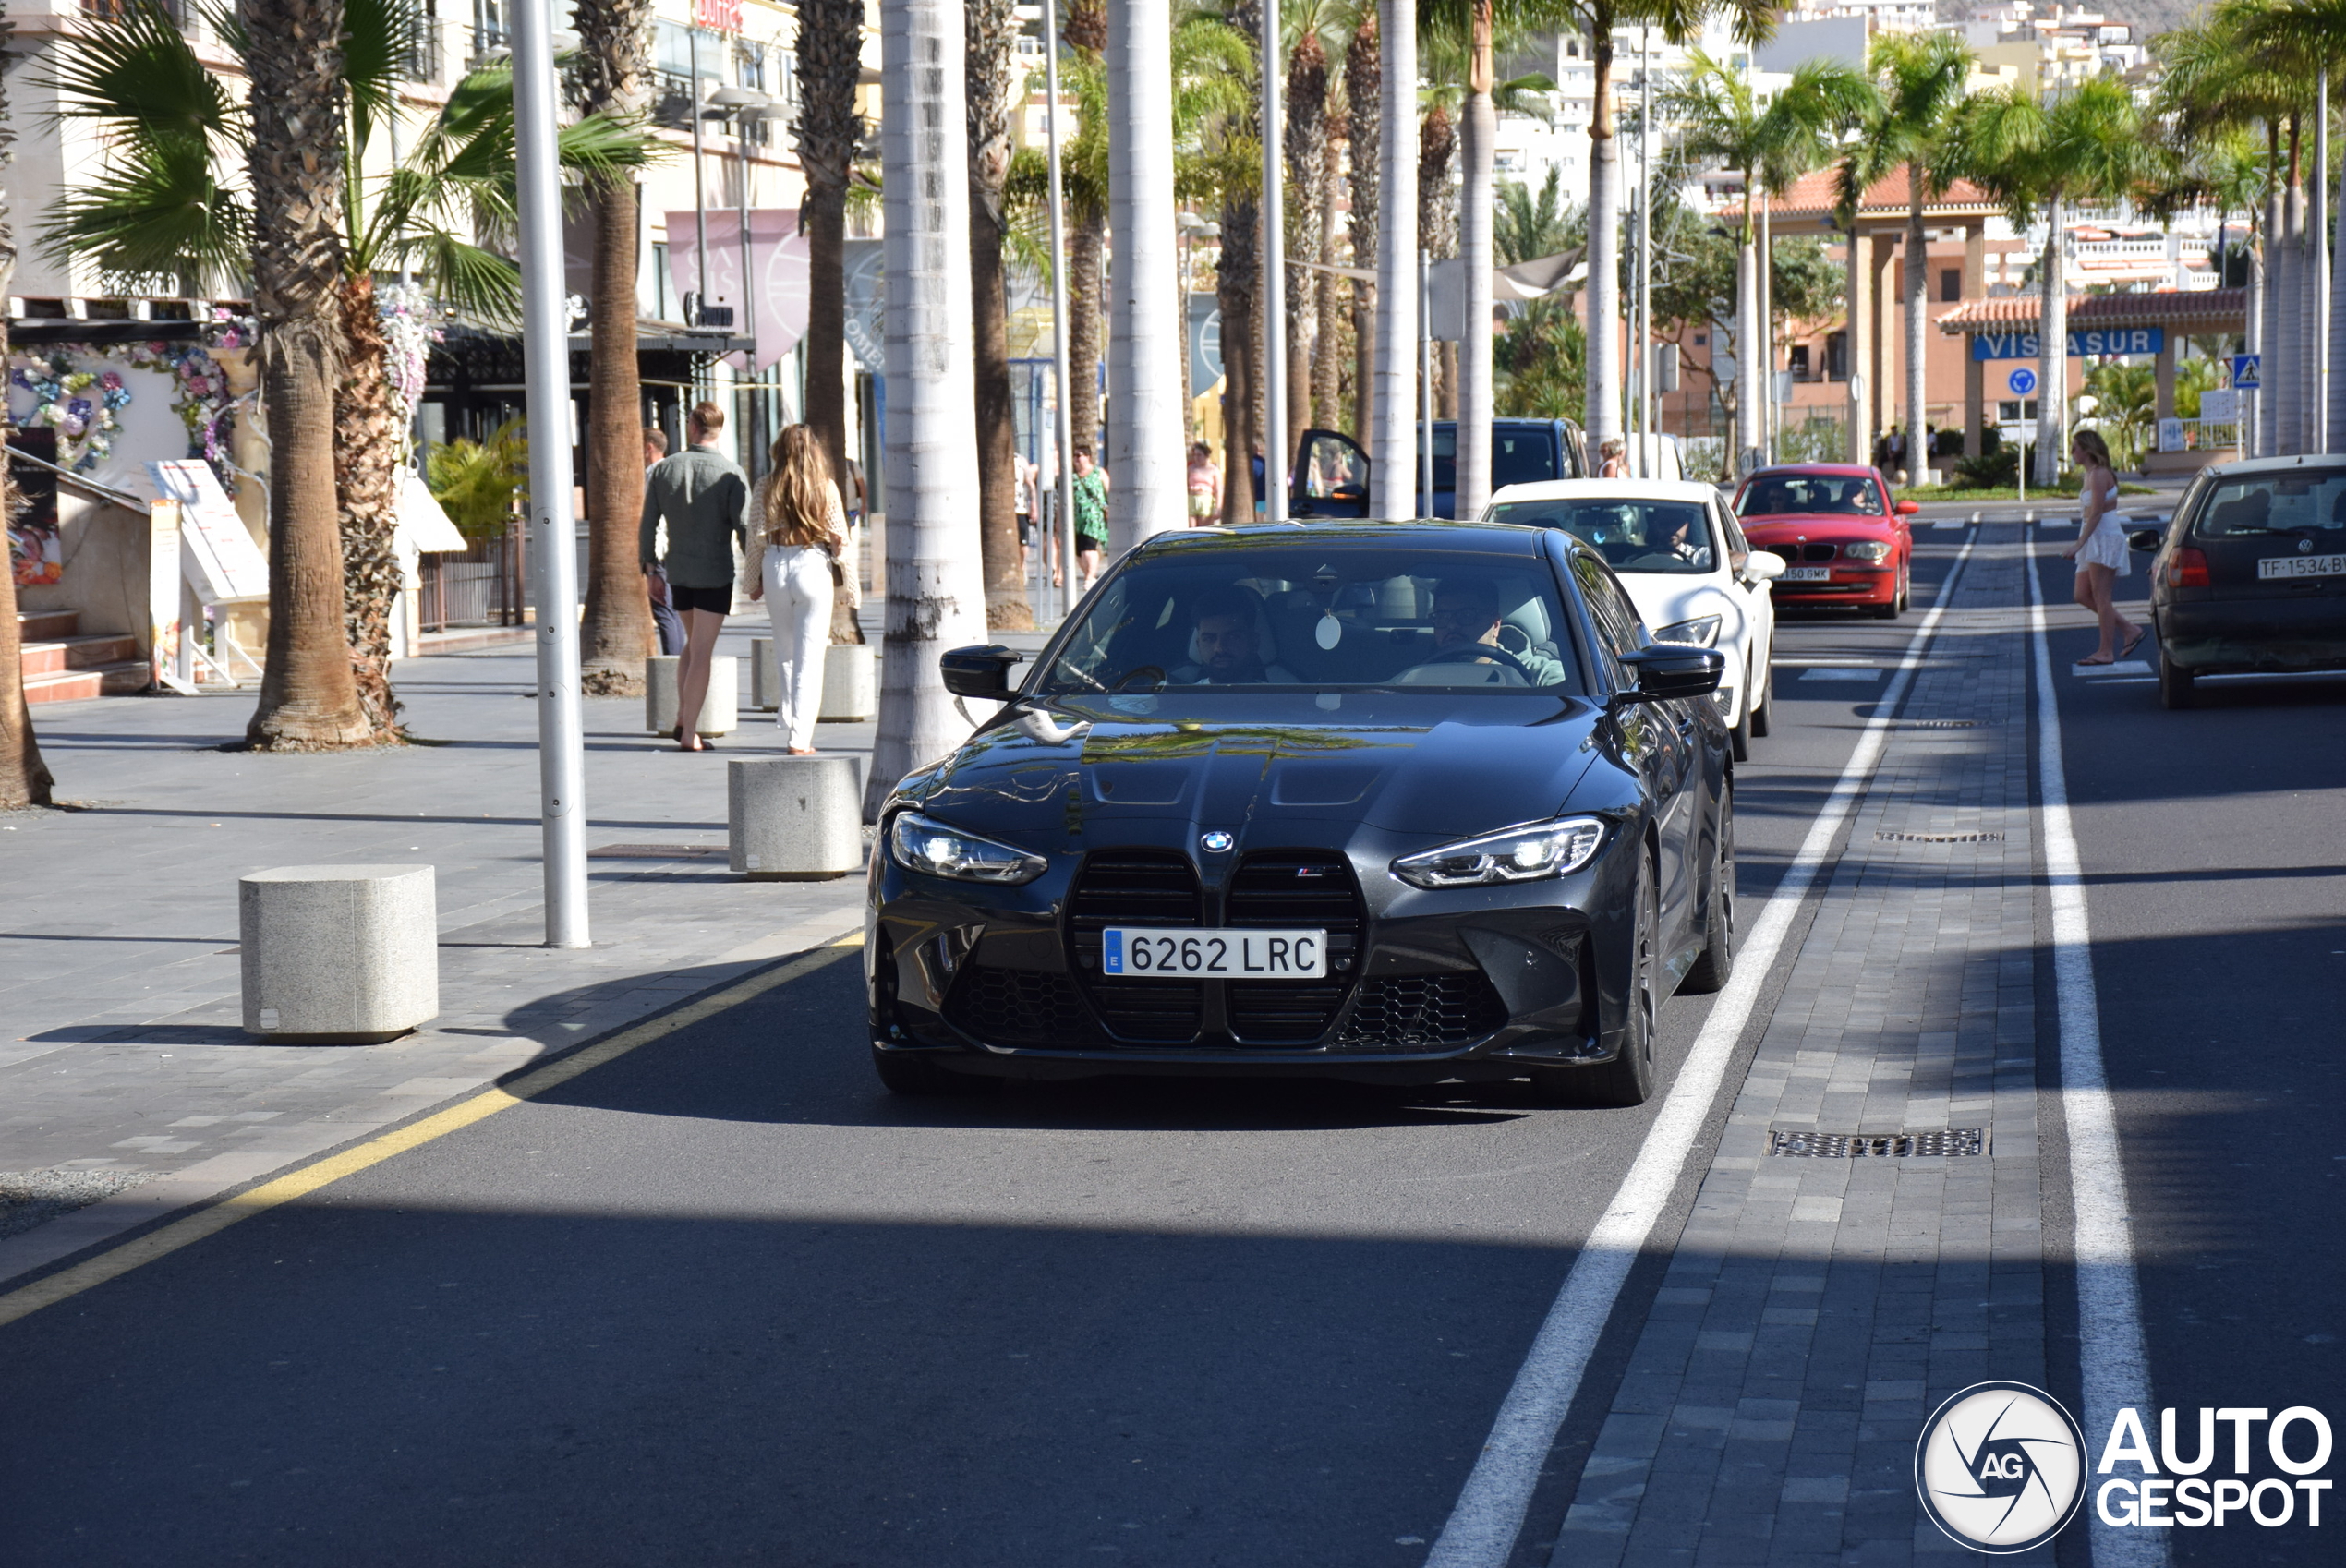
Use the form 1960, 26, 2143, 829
2007, 367, 2038, 397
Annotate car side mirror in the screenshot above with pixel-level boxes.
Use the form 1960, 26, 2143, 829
940, 645, 1022, 699
1744, 549, 1786, 581
1615, 644, 1724, 704
2127, 528, 2162, 552
1894, 500, 1920, 515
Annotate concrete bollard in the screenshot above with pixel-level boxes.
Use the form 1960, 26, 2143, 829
645, 654, 740, 736
729, 755, 865, 880
749, 636, 778, 710
819, 643, 877, 722
239, 865, 439, 1043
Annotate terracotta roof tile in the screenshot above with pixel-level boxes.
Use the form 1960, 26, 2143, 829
1767, 168, 2001, 220
1934, 287, 2249, 332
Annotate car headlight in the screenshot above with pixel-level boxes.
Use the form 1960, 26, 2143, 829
1654, 614, 1723, 647
1842, 539, 1892, 564
1391, 816, 1607, 889
889, 812, 1047, 885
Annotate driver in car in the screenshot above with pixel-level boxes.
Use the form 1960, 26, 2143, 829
1171, 585, 1299, 684
1430, 577, 1566, 685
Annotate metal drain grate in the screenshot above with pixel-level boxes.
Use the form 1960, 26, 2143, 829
1901, 719, 1980, 730
1768, 1128, 1985, 1158
1874, 831, 2003, 843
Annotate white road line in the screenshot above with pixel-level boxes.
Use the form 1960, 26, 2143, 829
2024, 531, 2167, 1568
1425, 533, 1984, 1568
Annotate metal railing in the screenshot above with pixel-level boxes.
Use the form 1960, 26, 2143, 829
417, 522, 527, 633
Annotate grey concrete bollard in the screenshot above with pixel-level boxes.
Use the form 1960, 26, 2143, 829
729, 755, 865, 880
819, 643, 877, 721
749, 636, 778, 710
239, 865, 439, 1043
645, 654, 740, 736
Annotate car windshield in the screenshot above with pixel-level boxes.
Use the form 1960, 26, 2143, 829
1040, 545, 1583, 695
1738, 474, 1884, 517
2189, 469, 2346, 537
1483, 499, 1717, 574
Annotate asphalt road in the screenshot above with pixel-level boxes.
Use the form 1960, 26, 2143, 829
6, 529, 2330, 1567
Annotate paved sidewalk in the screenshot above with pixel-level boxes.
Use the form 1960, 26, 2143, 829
0, 620, 877, 1282
1552, 530, 2058, 1568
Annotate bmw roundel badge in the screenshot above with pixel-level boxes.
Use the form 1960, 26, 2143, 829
1200, 831, 1234, 853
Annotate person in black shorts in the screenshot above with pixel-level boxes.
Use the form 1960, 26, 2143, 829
638, 401, 749, 750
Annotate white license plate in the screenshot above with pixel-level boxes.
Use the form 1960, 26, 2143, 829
1102, 928, 1327, 979
1781, 565, 1833, 582
2259, 553, 2346, 580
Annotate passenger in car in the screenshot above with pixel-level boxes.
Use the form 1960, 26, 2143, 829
1171, 585, 1300, 684
1430, 578, 1567, 686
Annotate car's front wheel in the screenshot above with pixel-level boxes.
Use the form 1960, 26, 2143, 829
1680, 788, 1735, 995
1530, 852, 1659, 1107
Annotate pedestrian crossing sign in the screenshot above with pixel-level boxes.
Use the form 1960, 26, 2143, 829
2231, 354, 2261, 391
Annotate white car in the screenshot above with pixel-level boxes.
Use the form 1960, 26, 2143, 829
1482, 477, 1785, 757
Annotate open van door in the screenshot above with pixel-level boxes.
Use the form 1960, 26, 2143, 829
1290, 429, 1370, 518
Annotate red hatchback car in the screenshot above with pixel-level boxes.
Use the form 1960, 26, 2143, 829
1731, 464, 1919, 619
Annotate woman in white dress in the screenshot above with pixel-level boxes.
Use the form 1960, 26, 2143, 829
2062, 428, 2145, 667
743, 426, 846, 754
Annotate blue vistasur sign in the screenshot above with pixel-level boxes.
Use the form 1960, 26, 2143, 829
1971, 328, 2166, 360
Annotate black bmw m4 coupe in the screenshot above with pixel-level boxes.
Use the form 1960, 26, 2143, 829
866, 521, 1734, 1106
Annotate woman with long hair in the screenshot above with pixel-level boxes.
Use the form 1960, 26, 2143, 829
2062, 428, 2144, 667
744, 425, 847, 754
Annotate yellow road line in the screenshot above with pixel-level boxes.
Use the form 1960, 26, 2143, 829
0, 934, 864, 1332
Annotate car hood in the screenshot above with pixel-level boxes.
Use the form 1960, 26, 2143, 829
898, 690, 1607, 853
1741, 513, 1895, 543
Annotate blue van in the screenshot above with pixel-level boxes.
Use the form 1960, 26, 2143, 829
1288, 419, 1588, 519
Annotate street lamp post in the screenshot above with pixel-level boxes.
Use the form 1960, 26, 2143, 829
511, 0, 588, 947
1260, 0, 1287, 523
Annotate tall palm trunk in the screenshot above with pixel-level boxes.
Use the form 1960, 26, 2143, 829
1106, 0, 1182, 550
1315, 118, 1345, 431
0, 26, 54, 807
796, 0, 862, 489
335, 272, 403, 734
1284, 32, 1328, 442
1221, 0, 1263, 524
867, 0, 986, 818
2278, 120, 2304, 455
1368, 0, 1414, 518
1420, 104, 1457, 424
576, 0, 657, 694
244, 0, 370, 750
1064, 0, 1106, 463
1584, 28, 1623, 448
1735, 197, 1760, 465
1346, 14, 1380, 445
1455, 0, 1495, 519
968, 0, 1028, 627
1904, 182, 1931, 482
2034, 192, 2065, 488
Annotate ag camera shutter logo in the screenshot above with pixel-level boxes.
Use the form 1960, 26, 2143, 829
1915, 1381, 2087, 1553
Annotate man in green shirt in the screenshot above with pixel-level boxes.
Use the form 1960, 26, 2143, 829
639, 401, 749, 750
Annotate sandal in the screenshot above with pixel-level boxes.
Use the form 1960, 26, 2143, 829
2119, 627, 2146, 659
2074, 656, 2114, 668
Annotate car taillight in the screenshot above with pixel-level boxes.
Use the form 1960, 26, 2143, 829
2166, 547, 2210, 588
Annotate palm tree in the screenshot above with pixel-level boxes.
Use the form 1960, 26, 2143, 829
794, 0, 864, 487
1957, 77, 2144, 486
48, 2, 652, 737
1345, 11, 1380, 440
237, 0, 371, 748
1670, 49, 1874, 475
574, 0, 659, 694
969, 0, 1029, 628
0, 14, 54, 808
867, 0, 988, 818
1878, 31, 1970, 486
1062, 0, 1108, 464
1216, 0, 1264, 523
1284, 24, 1330, 442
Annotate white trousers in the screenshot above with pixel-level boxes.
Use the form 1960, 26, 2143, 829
760, 545, 833, 751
